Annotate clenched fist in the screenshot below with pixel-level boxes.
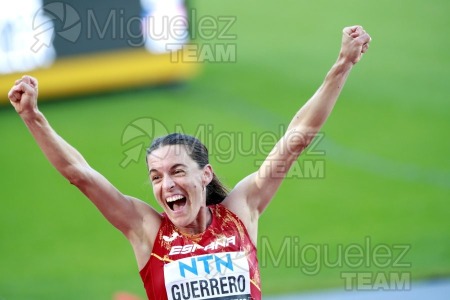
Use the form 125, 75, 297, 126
8, 75, 39, 117
340, 25, 372, 64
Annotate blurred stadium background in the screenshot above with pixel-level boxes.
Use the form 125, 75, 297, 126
1, 0, 449, 299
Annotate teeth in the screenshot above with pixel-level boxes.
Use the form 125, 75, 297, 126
166, 195, 185, 203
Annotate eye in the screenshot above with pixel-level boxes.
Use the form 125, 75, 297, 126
173, 169, 185, 176
151, 174, 161, 182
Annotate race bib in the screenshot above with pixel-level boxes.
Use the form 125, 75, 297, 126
164, 251, 252, 300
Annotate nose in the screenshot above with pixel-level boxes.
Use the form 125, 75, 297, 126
162, 175, 175, 191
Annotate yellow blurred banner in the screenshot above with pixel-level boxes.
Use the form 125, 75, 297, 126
0, 47, 200, 105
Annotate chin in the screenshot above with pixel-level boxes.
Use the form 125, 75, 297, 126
167, 210, 191, 227
172, 217, 195, 231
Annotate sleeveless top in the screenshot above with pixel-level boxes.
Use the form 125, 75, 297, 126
139, 204, 262, 300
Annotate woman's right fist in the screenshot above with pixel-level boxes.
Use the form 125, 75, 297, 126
8, 75, 39, 116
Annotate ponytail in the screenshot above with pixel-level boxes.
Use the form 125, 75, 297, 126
206, 173, 229, 205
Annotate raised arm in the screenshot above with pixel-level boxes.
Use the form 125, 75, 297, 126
8, 76, 160, 266
224, 26, 371, 240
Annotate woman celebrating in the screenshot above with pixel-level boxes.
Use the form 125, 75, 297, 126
8, 25, 371, 299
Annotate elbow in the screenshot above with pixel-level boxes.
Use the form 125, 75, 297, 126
286, 126, 317, 153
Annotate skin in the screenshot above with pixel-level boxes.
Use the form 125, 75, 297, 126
8, 26, 371, 271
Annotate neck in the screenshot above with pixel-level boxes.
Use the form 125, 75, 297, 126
179, 206, 212, 235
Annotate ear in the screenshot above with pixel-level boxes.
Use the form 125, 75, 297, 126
202, 164, 214, 186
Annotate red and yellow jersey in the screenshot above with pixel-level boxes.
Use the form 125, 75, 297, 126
139, 204, 261, 300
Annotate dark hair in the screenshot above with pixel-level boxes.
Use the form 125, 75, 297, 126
146, 133, 228, 205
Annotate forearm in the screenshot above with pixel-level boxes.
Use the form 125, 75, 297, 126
288, 57, 353, 133
22, 110, 89, 181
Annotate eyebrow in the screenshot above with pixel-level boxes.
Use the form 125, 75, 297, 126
148, 163, 187, 174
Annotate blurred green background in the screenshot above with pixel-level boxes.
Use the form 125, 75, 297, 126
1, 0, 449, 299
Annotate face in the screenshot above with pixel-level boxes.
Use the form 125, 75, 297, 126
147, 145, 212, 230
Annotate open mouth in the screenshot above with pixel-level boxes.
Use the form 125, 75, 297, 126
166, 195, 187, 212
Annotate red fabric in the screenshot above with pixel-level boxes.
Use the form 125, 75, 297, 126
139, 204, 261, 300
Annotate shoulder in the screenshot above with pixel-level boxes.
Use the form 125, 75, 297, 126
220, 182, 259, 245
210, 203, 241, 223
124, 196, 164, 269
221, 173, 259, 221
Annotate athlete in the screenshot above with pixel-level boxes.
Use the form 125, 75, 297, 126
8, 25, 371, 299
